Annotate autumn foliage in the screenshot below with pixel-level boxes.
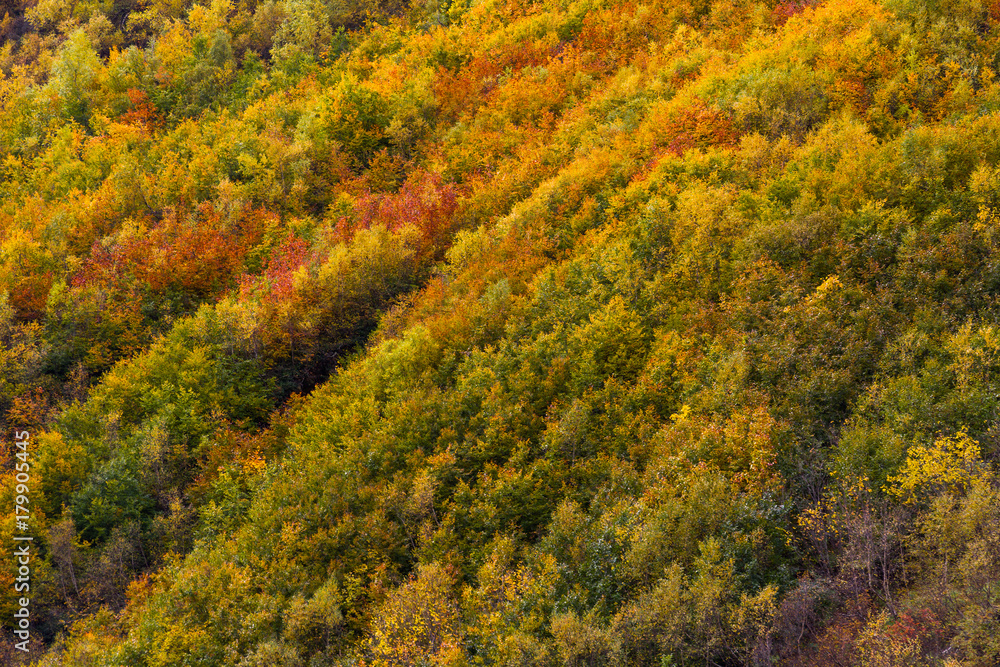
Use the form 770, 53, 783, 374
2, 0, 1000, 664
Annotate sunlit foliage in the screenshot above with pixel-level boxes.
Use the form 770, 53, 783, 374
1, 0, 1000, 663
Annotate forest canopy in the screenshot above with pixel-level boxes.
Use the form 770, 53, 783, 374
2, 0, 1000, 663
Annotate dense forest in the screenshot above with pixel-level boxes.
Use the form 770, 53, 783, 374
1, 0, 1000, 662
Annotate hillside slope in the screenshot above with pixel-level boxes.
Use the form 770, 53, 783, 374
2, 0, 1000, 664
